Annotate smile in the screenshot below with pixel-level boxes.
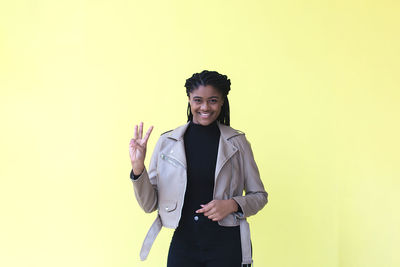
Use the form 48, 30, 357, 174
199, 112, 212, 118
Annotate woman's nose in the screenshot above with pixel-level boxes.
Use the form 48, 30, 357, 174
200, 102, 209, 110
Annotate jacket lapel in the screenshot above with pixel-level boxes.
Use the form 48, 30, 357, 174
164, 121, 243, 178
215, 122, 242, 180
165, 122, 190, 169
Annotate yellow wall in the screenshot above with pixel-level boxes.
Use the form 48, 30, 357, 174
1, 1, 399, 266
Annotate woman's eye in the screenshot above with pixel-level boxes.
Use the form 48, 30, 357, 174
209, 99, 217, 104
194, 99, 201, 103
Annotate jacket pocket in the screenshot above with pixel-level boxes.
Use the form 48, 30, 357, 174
159, 200, 177, 213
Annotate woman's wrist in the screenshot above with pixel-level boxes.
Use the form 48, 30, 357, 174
132, 162, 144, 176
230, 199, 239, 213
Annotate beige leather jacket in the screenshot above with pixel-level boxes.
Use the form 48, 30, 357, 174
131, 121, 268, 265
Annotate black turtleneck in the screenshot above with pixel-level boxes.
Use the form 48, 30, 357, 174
179, 120, 221, 227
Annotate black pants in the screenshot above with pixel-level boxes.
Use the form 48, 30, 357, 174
167, 216, 244, 267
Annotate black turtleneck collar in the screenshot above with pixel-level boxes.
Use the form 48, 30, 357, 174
188, 120, 219, 132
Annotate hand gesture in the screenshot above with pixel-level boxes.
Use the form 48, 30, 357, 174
195, 199, 239, 221
129, 122, 153, 175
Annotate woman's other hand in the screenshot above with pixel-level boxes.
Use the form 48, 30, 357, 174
195, 199, 239, 221
129, 122, 153, 176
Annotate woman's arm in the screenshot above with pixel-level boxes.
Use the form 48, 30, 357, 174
196, 133, 267, 221
231, 134, 268, 218
129, 123, 159, 213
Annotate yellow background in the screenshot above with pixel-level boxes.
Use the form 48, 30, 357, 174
1, 1, 399, 266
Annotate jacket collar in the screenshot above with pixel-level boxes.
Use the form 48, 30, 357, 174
165, 121, 243, 179
166, 121, 242, 141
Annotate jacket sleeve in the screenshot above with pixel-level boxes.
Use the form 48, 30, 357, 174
129, 136, 163, 213
232, 134, 268, 218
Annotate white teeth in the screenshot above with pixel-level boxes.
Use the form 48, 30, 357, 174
199, 112, 210, 117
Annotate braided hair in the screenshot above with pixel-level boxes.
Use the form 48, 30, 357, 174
184, 70, 231, 126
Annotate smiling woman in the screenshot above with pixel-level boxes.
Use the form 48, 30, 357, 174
185, 71, 231, 126
188, 85, 224, 126
129, 70, 268, 267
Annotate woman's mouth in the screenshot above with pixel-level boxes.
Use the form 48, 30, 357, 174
199, 112, 211, 118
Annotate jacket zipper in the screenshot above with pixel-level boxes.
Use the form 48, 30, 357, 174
160, 153, 186, 169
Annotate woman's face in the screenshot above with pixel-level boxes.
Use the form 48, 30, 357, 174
188, 85, 224, 126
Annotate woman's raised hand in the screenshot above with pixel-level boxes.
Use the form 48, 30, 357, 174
129, 122, 154, 176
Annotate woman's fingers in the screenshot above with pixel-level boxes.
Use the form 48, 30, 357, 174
132, 122, 153, 143
130, 138, 139, 148
208, 213, 220, 221
138, 122, 143, 139
131, 123, 153, 164
143, 125, 154, 144
134, 124, 138, 139
195, 200, 234, 221
204, 208, 216, 217
196, 202, 213, 214
203, 206, 220, 220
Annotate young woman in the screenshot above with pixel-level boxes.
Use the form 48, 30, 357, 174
129, 70, 268, 267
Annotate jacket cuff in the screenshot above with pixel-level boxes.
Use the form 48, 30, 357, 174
232, 197, 244, 218
130, 169, 143, 180
231, 198, 243, 213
